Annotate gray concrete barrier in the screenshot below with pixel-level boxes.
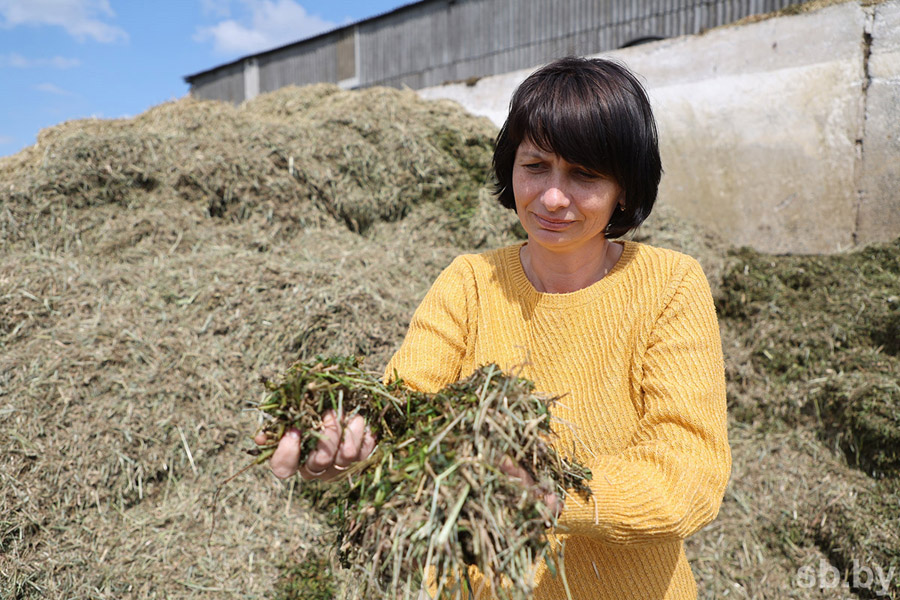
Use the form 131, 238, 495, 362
419, 0, 899, 254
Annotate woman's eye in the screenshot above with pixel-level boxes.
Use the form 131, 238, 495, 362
575, 170, 599, 180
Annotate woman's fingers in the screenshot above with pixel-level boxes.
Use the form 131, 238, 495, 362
265, 411, 376, 482
335, 415, 366, 468
270, 428, 302, 479
545, 492, 562, 518
300, 410, 341, 479
500, 455, 561, 518
359, 426, 376, 460
499, 455, 534, 486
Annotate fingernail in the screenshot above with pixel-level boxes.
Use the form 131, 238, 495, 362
287, 429, 300, 440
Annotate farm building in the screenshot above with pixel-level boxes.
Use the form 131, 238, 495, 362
184, 0, 808, 102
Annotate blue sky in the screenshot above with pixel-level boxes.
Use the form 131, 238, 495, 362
0, 0, 410, 157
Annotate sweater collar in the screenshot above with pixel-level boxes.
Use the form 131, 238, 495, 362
506, 240, 639, 309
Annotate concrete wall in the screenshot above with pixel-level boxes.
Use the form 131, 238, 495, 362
419, 0, 900, 254
859, 0, 900, 247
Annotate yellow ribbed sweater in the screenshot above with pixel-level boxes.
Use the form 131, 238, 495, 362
385, 240, 731, 600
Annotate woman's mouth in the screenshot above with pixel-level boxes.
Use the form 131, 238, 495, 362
533, 214, 573, 231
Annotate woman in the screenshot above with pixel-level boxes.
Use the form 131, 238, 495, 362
261, 56, 731, 599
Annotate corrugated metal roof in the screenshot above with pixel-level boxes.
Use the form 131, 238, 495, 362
183, 0, 436, 83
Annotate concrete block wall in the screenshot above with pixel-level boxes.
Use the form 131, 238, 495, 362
860, 1, 900, 247
419, 0, 899, 254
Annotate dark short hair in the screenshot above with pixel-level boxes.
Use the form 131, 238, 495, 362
492, 56, 662, 238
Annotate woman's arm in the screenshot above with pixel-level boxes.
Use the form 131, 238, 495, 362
383, 255, 476, 392
557, 259, 732, 544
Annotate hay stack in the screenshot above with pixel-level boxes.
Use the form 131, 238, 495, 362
0, 84, 497, 248
253, 358, 592, 600
0, 85, 507, 600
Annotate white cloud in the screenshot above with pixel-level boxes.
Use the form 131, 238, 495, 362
0, 0, 128, 43
34, 82, 76, 96
194, 0, 335, 55
0, 52, 81, 68
0, 135, 14, 145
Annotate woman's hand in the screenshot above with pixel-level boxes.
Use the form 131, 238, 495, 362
254, 409, 376, 481
499, 455, 562, 518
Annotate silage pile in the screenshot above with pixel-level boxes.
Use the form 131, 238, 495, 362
1, 79, 899, 600
699, 240, 900, 598
1, 83, 508, 244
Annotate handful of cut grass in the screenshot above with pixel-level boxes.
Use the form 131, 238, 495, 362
253, 357, 592, 600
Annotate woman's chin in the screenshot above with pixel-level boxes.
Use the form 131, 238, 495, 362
525, 228, 608, 253
526, 230, 569, 249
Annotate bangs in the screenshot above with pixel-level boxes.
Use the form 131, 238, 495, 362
508, 75, 618, 179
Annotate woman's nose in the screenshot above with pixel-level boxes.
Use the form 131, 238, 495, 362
540, 180, 570, 211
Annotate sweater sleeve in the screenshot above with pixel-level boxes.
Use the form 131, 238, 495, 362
556, 258, 731, 544
384, 255, 476, 393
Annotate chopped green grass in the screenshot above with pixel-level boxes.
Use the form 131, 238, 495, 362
253, 358, 591, 600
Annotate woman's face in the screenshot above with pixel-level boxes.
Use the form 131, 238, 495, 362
512, 139, 623, 255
